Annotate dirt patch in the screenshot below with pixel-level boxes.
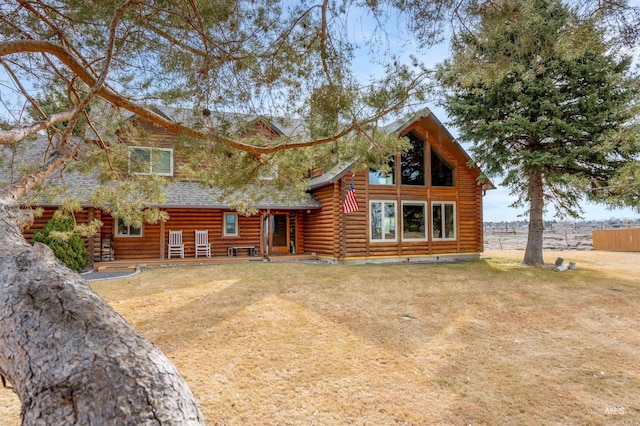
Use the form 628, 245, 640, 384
2, 251, 639, 424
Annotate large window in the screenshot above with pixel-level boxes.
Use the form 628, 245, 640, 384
116, 218, 142, 237
431, 149, 454, 187
370, 201, 397, 242
369, 158, 395, 185
224, 212, 238, 236
432, 202, 456, 240
402, 202, 427, 241
400, 131, 425, 186
129, 147, 173, 176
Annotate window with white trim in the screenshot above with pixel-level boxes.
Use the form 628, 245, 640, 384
224, 212, 239, 236
402, 202, 427, 241
129, 147, 173, 176
116, 218, 142, 237
370, 201, 397, 242
432, 202, 456, 240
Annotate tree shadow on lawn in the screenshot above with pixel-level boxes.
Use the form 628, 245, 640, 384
96, 260, 640, 424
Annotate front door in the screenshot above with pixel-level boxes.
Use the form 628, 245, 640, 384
270, 214, 289, 255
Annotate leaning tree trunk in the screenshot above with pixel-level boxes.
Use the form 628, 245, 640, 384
523, 169, 545, 266
0, 203, 204, 425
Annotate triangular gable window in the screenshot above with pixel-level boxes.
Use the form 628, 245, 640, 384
400, 131, 425, 186
431, 149, 454, 187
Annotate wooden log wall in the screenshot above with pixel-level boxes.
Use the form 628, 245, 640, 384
21, 206, 56, 244
342, 174, 367, 258
311, 118, 486, 260
105, 208, 265, 260
21, 206, 104, 264
303, 185, 339, 257
163, 209, 262, 258
293, 211, 305, 254
110, 216, 161, 260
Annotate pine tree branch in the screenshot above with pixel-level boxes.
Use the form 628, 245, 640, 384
0, 39, 423, 156
0, 140, 80, 203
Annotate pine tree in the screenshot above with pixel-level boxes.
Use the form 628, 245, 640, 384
32, 215, 89, 272
437, 0, 640, 265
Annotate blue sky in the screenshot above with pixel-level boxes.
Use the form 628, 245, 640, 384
349, 4, 640, 222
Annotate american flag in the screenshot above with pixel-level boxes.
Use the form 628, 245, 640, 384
342, 180, 360, 213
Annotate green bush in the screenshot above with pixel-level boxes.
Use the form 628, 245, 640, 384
33, 215, 89, 272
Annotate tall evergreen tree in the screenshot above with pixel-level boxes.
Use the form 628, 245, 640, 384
437, 0, 640, 265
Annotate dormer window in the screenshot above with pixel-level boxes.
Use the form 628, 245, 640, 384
129, 147, 173, 176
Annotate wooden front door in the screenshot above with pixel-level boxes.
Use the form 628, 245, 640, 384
270, 214, 289, 255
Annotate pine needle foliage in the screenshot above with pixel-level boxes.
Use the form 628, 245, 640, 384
32, 215, 89, 272
437, 0, 640, 265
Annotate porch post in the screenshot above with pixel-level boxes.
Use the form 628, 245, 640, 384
160, 220, 165, 259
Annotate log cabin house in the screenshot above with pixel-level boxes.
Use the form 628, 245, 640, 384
11, 107, 493, 265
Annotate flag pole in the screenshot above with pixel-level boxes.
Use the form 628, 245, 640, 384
341, 177, 348, 260
341, 174, 356, 260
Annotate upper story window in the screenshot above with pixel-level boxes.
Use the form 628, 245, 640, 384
129, 147, 173, 176
224, 212, 239, 236
400, 131, 425, 186
369, 158, 395, 185
116, 218, 142, 237
431, 149, 454, 187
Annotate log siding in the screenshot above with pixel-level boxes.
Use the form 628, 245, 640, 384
20, 110, 487, 263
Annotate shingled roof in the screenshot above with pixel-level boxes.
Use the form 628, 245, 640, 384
0, 135, 321, 210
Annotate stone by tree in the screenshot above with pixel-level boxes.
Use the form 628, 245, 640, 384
437, 0, 640, 265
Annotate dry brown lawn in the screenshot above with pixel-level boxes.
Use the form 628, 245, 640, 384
2, 249, 640, 425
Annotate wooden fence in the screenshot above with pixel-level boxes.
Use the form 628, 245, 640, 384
592, 228, 640, 252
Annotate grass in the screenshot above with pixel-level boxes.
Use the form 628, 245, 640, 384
1, 250, 639, 425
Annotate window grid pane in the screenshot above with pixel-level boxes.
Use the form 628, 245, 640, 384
153, 150, 172, 175
384, 202, 395, 239
225, 213, 237, 235
371, 203, 382, 240
370, 201, 397, 241
131, 148, 151, 174
432, 204, 442, 239
432, 203, 455, 240
403, 204, 426, 239
431, 150, 454, 187
401, 132, 425, 186
369, 158, 395, 185
445, 204, 455, 238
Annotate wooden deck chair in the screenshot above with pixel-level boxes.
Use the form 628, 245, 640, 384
168, 230, 184, 259
195, 229, 211, 258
